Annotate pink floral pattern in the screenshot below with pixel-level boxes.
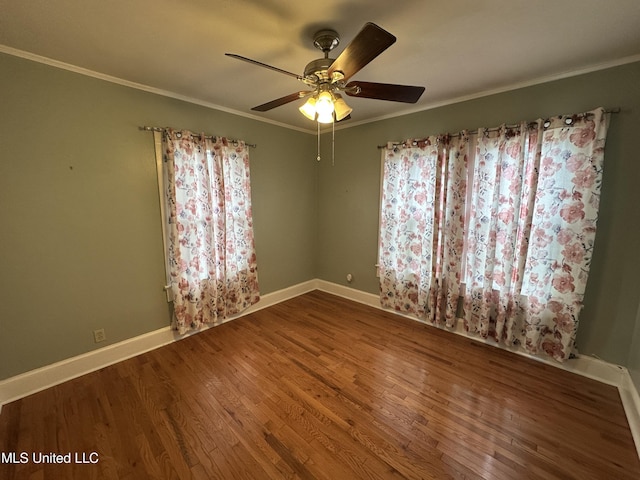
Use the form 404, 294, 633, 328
163, 130, 259, 333
464, 122, 540, 347
379, 108, 608, 361
519, 109, 608, 360
379, 134, 468, 327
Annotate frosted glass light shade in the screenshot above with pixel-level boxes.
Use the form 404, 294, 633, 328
299, 97, 317, 120
333, 96, 352, 121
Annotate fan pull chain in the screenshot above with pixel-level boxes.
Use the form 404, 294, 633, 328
317, 121, 321, 162
332, 119, 335, 166
315, 119, 336, 165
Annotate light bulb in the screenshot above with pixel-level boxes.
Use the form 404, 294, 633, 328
315, 91, 335, 116
317, 110, 334, 124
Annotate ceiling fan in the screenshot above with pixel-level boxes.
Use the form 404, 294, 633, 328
225, 22, 425, 123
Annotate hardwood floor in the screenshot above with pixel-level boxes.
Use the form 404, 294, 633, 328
1, 290, 639, 479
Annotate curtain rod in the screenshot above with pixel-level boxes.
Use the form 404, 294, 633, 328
377, 107, 620, 149
139, 126, 256, 148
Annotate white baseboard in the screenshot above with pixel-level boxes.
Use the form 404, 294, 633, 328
316, 279, 381, 308
315, 279, 640, 457
0, 280, 318, 411
621, 372, 640, 459
1, 278, 639, 459
316, 280, 624, 381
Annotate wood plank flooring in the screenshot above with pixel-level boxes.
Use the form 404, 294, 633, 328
1, 290, 639, 479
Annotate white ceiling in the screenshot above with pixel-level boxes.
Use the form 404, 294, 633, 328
1, 0, 640, 133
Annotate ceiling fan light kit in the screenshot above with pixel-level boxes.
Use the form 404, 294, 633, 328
225, 22, 425, 125
299, 89, 352, 124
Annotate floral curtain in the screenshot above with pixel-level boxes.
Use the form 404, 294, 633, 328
379, 108, 608, 361
379, 134, 469, 327
463, 121, 541, 347
163, 130, 259, 334
521, 109, 608, 359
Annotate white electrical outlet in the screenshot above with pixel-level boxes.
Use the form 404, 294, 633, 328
93, 328, 106, 343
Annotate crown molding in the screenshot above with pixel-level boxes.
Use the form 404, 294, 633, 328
2, 44, 639, 135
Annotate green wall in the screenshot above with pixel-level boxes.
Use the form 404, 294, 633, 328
317, 61, 640, 367
0, 53, 317, 380
2, 50, 639, 380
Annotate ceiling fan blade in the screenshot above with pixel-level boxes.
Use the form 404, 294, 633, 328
251, 91, 312, 112
225, 53, 303, 81
327, 23, 396, 82
345, 81, 425, 103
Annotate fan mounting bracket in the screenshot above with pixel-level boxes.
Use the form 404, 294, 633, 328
313, 29, 340, 55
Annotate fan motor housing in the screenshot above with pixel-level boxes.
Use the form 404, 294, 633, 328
303, 57, 335, 82
304, 29, 341, 83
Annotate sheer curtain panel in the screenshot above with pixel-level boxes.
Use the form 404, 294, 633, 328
162, 130, 259, 334
379, 108, 609, 361
379, 134, 469, 328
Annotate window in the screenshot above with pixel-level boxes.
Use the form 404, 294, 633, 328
155, 129, 259, 334
378, 108, 609, 361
